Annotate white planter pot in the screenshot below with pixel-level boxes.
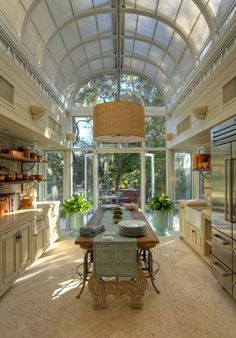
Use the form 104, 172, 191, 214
70, 213, 86, 237
152, 211, 169, 236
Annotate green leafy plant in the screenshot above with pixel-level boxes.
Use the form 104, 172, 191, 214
148, 193, 174, 213
61, 193, 91, 217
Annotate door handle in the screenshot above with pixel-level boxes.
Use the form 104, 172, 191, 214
211, 261, 231, 277
212, 233, 231, 246
224, 159, 229, 221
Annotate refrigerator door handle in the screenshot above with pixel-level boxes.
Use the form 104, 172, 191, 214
231, 158, 236, 223
224, 159, 229, 221
211, 261, 231, 277
212, 233, 231, 245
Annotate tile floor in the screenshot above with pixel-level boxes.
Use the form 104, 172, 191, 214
0, 232, 235, 338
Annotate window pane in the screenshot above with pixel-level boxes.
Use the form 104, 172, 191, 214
174, 152, 192, 201
45, 152, 64, 201
73, 151, 93, 202
72, 117, 93, 148
145, 116, 166, 147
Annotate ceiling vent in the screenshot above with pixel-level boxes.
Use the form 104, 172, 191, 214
48, 117, 62, 135
0, 75, 14, 105
177, 116, 191, 135
223, 77, 236, 105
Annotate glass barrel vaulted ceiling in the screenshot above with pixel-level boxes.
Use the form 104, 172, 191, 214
0, 0, 235, 108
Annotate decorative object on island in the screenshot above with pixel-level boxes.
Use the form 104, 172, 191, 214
148, 193, 174, 236
93, 101, 145, 143
192, 154, 211, 170
61, 193, 92, 237
113, 206, 123, 223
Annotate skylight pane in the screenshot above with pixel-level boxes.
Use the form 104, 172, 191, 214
209, 0, 234, 21
61, 22, 80, 50
136, 0, 157, 11
137, 16, 156, 38
190, 14, 210, 52
155, 70, 167, 86
23, 21, 44, 61
124, 39, 134, 53
84, 41, 101, 58
154, 22, 173, 47
131, 59, 145, 72
60, 57, 74, 78
158, 0, 182, 20
144, 63, 158, 80
168, 32, 186, 61
78, 64, 91, 79
123, 57, 132, 69
43, 50, 58, 82
134, 41, 150, 57
0, 0, 25, 33
148, 46, 164, 65
71, 47, 86, 67
47, 0, 72, 25
71, 0, 93, 13
78, 16, 97, 40
89, 59, 103, 72
179, 49, 195, 76
124, 14, 138, 34
176, 0, 200, 35
48, 34, 66, 64
103, 57, 114, 68
31, 1, 55, 41
101, 39, 113, 53
161, 54, 175, 76
97, 14, 112, 34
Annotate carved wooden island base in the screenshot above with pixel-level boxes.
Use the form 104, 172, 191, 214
88, 266, 147, 309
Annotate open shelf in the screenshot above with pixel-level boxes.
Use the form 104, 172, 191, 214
0, 179, 46, 185
0, 153, 46, 163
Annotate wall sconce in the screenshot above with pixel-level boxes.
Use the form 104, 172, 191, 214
163, 133, 174, 141
66, 132, 75, 142
30, 105, 46, 120
192, 106, 208, 120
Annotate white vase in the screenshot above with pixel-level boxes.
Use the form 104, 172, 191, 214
70, 213, 86, 237
152, 210, 169, 236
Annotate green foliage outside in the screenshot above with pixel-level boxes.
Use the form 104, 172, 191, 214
74, 74, 164, 107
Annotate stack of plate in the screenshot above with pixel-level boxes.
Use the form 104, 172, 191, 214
118, 220, 147, 237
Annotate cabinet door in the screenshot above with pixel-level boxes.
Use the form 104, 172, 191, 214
34, 224, 45, 260
18, 220, 33, 273
0, 229, 18, 292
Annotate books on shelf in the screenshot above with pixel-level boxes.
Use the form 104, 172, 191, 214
0, 192, 21, 213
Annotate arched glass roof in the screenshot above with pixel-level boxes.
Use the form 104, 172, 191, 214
0, 0, 235, 106
74, 73, 165, 107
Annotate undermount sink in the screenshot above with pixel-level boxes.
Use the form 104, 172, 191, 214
188, 205, 211, 212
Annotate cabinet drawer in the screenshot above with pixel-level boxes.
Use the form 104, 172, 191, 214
211, 257, 232, 296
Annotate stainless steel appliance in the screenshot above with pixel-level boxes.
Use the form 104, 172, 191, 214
211, 116, 236, 300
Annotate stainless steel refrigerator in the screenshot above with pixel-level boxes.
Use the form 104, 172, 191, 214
211, 116, 236, 300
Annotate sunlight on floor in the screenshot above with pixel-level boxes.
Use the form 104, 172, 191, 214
52, 278, 80, 300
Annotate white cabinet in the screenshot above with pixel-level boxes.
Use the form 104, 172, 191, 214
33, 213, 46, 260
179, 201, 211, 263
0, 217, 33, 295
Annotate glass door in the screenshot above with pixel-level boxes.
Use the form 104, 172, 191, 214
98, 153, 141, 206
45, 151, 64, 201
174, 152, 192, 202
73, 151, 93, 202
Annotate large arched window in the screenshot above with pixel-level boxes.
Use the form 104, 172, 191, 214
74, 74, 165, 107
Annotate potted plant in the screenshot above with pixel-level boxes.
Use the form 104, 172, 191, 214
148, 193, 174, 236
61, 193, 91, 237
